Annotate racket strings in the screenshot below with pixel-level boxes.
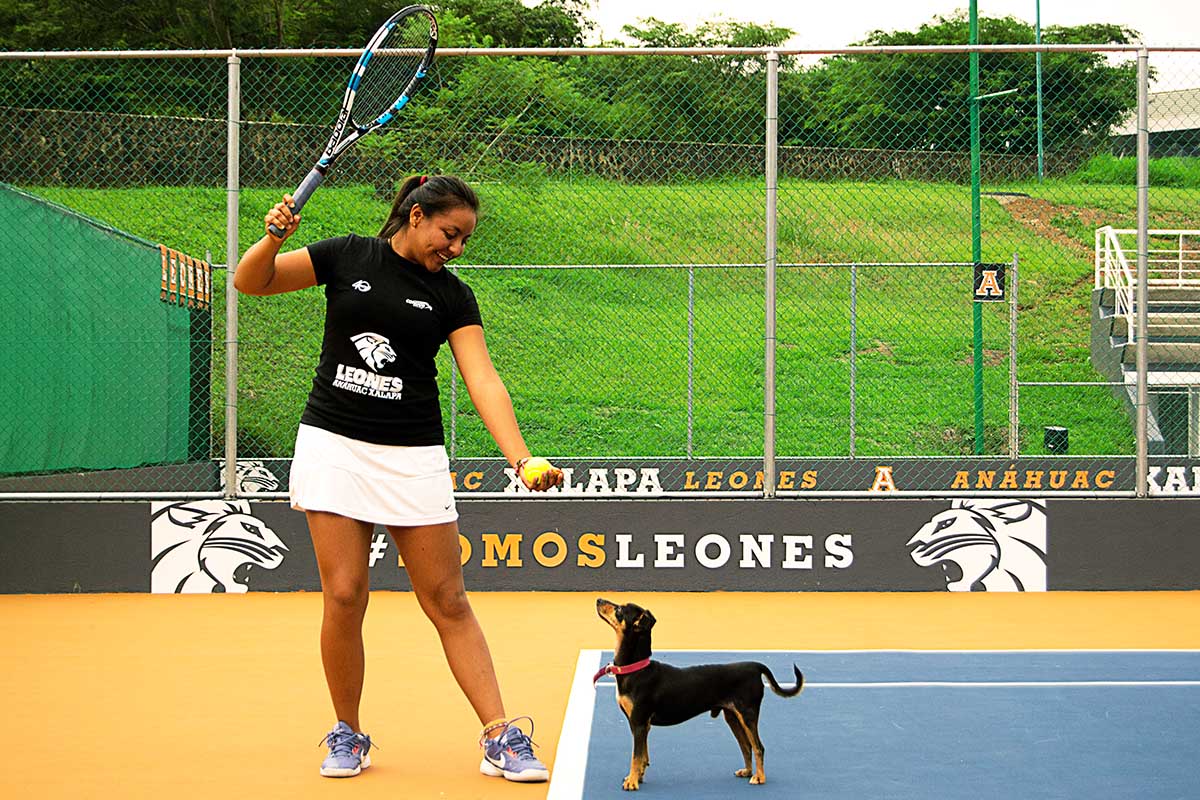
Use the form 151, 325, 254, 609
352, 15, 434, 125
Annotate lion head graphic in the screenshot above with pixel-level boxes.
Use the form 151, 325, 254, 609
907, 499, 1047, 592
351, 332, 397, 371
150, 500, 288, 593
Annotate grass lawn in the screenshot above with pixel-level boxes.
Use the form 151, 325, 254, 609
33, 165, 1194, 460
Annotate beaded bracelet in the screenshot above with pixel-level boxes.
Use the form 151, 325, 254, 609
479, 718, 508, 744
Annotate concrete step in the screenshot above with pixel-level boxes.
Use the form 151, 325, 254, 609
1112, 315, 1200, 338
1121, 369, 1200, 387
1147, 286, 1200, 302
1098, 286, 1200, 308
1120, 341, 1200, 364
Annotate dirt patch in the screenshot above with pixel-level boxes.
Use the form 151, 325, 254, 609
912, 422, 1011, 455
858, 339, 895, 361
989, 194, 1108, 258
958, 348, 1008, 367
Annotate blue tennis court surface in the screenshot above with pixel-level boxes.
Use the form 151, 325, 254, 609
548, 650, 1200, 799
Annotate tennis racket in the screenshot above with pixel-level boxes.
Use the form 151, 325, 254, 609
269, 5, 438, 237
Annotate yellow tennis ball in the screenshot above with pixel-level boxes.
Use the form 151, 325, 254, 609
522, 457, 552, 483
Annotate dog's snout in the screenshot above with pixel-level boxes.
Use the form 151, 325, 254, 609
597, 599, 623, 631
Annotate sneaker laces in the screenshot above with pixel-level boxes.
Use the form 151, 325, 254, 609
319, 726, 365, 756
500, 716, 539, 759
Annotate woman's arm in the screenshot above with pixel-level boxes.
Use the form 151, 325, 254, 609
233, 195, 319, 296
448, 325, 562, 490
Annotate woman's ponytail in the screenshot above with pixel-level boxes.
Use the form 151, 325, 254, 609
378, 175, 479, 240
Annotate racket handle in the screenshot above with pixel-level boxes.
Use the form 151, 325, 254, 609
268, 168, 325, 238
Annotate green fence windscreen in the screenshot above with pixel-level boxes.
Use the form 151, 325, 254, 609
0, 184, 207, 474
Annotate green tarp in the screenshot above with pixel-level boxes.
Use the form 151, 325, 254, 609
0, 185, 205, 474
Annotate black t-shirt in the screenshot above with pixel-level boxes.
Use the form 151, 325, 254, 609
299, 234, 482, 445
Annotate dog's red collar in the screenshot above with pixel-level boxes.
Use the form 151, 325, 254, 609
593, 658, 651, 686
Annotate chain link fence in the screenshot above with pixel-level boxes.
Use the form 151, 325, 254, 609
1, 45, 1197, 497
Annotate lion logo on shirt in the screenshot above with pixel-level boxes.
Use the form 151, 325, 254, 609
351, 332, 397, 371
906, 499, 1047, 592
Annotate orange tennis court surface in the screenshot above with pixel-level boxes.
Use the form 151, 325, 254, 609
4, 591, 1198, 799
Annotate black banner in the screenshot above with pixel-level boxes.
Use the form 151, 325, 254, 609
2, 498, 1200, 594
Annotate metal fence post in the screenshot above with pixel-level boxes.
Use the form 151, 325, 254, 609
1135, 48, 1150, 497
1009, 253, 1019, 458
1035, 0, 1045, 181
224, 52, 241, 499
763, 49, 779, 498
687, 264, 695, 458
450, 356, 458, 461
849, 264, 857, 458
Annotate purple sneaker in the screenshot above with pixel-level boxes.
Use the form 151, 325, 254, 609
479, 717, 549, 782
319, 720, 372, 777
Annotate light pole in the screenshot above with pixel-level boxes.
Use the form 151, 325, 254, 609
969, 4, 1020, 455
969, 4, 1023, 454
971, 0, 984, 454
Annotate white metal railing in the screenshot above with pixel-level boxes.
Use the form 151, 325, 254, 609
1096, 225, 1138, 343
1096, 226, 1200, 344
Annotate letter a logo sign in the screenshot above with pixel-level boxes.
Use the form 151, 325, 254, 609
870, 466, 898, 493
973, 263, 1006, 302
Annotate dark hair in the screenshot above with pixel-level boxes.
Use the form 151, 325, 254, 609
378, 175, 479, 240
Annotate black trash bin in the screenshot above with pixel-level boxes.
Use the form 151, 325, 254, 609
1044, 426, 1069, 454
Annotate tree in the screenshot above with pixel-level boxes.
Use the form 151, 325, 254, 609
619, 16, 793, 73
0, 0, 586, 50
0, 0, 402, 50
433, 0, 589, 48
567, 17, 792, 142
784, 13, 1141, 155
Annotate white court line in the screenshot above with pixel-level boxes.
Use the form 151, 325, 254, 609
811, 681, 1200, 688
634, 648, 1200, 654
589, 650, 1200, 690
593, 680, 1200, 688
547, 649, 603, 800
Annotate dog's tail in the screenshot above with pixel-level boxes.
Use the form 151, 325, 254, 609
760, 663, 804, 697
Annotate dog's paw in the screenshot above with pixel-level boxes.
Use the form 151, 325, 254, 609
749, 775, 766, 785
622, 775, 641, 791
735, 768, 752, 778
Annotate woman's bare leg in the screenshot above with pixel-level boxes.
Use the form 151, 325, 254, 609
308, 510, 374, 731
388, 521, 505, 726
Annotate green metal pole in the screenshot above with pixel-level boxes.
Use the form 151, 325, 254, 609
1036, 0, 1044, 181
971, 1, 985, 454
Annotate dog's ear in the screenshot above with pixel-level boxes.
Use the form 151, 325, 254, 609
635, 609, 656, 631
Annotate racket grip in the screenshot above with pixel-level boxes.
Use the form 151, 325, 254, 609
268, 168, 325, 238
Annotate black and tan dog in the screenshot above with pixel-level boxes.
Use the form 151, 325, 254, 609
595, 598, 803, 790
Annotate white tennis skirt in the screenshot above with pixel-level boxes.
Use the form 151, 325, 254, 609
289, 423, 458, 526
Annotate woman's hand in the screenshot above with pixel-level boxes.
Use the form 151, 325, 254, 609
265, 194, 300, 242
517, 457, 564, 491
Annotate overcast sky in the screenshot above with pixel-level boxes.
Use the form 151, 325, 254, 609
584, 1, 1199, 89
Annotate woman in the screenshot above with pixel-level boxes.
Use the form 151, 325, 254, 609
234, 174, 563, 782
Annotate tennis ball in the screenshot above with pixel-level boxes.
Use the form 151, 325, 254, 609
521, 457, 552, 483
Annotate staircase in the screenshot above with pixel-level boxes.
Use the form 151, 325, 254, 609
1091, 227, 1200, 454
